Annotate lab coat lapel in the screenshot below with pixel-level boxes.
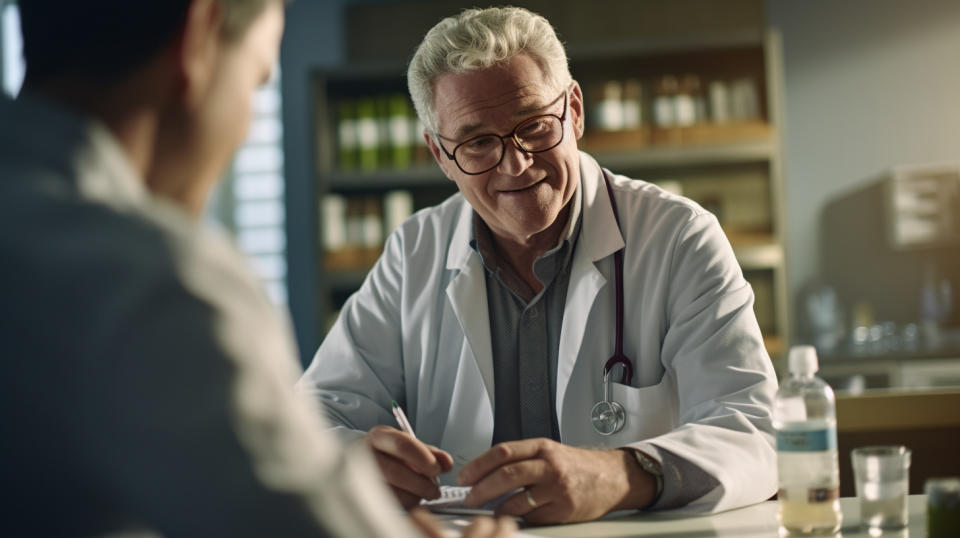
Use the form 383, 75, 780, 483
444, 203, 495, 409
556, 153, 625, 427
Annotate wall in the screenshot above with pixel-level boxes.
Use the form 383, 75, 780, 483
766, 0, 960, 335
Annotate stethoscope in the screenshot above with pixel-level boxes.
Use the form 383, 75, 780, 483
590, 169, 634, 436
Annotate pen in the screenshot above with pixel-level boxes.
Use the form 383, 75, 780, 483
391, 400, 440, 486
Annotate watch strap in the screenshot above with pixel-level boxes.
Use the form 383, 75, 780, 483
629, 449, 664, 507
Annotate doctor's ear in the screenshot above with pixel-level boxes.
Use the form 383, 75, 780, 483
570, 81, 585, 140
425, 132, 457, 182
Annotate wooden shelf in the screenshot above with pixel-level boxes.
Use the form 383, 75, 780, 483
582, 122, 772, 149
586, 139, 774, 171
728, 232, 783, 270
326, 164, 446, 191
324, 247, 382, 273
325, 123, 775, 190
325, 269, 369, 291
764, 334, 785, 359
838, 389, 960, 432
581, 123, 775, 170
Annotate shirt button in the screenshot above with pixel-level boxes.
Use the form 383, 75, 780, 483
528, 306, 540, 319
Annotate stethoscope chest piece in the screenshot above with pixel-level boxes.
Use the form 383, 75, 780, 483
591, 397, 625, 436
591, 359, 631, 436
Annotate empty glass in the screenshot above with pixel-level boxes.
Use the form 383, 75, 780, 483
851, 446, 911, 533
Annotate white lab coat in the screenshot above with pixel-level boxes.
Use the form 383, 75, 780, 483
300, 151, 778, 513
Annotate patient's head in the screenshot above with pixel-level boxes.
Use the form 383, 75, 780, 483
17, 0, 288, 215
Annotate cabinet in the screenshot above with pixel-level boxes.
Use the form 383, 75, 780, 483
311, 0, 790, 358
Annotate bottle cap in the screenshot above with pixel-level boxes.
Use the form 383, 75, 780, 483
788, 345, 819, 374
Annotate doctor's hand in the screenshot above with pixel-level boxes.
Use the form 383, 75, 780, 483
458, 438, 656, 525
365, 425, 454, 509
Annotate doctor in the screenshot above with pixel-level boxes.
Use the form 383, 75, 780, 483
299, 6, 778, 524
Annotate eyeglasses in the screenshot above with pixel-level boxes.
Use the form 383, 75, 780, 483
435, 89, 569, 175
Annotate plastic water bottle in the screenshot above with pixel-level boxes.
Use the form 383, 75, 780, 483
774, 346, 842, 536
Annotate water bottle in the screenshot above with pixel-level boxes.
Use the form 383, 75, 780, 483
774, 346, 842, 536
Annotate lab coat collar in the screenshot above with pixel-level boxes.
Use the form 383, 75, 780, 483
444, 200, 496, 410
446, 198, 476, 270
555, 151, 625, 426
576, 151, 626, 262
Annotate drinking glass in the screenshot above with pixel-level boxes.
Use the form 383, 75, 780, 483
851, 445, 911, 533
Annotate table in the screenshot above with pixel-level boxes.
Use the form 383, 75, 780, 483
520, 495, 927, 537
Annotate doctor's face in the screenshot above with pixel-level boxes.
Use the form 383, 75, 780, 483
426, 54, 585, 246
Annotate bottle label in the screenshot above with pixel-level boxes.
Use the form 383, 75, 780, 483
776, 427, 837, 452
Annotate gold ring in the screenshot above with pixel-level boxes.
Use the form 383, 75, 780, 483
524, 489, 537, 508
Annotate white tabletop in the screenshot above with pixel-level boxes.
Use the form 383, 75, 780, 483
520, 495, 927, 537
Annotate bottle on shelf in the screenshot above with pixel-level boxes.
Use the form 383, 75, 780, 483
344, 197, 366, 268
622, 78, 644, 130
387, 94, 413, 170
708, 79, 730, 124
774, 345, 842, 536
680, 74, 707, 125
355, 97, 379, 171
412, 117, 430, 165
652, 75, 678, 128
596, 80, 625, 131
673, 75, 696, 127
336, 100, 358, 171
361, 197, 384, 266
322, 194, 349, 270
384, 190, 414, 235
729, 77, 761, 122
375, 96, 392, 168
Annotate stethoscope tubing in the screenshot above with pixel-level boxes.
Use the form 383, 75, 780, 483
590, 170, 634, 436
601, 169, 633, 386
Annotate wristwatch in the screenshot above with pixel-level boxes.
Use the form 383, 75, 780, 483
628, 449, 664, 506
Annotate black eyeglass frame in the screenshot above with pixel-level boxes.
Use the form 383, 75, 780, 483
434, 88, 570, 176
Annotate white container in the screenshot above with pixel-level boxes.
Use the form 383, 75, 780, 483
774, 346, 843, 536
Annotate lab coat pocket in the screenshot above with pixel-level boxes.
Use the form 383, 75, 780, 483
607, 374, 678, 443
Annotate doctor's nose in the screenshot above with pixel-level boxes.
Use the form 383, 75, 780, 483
495, 139, 534, 177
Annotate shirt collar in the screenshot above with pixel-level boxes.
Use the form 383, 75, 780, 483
469, 180, 583, 274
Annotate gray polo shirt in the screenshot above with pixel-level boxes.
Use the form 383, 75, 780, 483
469, 185, 583, 443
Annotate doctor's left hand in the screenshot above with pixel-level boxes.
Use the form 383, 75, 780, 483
457, 438, 656, 525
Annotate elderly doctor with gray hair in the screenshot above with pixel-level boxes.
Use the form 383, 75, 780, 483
299, 6, 778, 524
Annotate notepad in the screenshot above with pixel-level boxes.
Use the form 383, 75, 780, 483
421, 486, 518, 515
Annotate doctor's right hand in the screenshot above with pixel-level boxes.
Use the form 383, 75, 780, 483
365, 425, 455, 509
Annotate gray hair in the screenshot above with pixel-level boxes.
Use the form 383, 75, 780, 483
407, 6, 572, 134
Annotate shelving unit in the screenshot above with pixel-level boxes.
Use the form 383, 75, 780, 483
312, 0, 790, 358
566, 30, 791, 360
